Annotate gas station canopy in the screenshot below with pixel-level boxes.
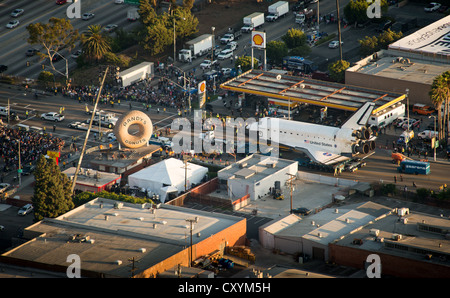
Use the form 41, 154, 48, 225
220, 69, 406, 114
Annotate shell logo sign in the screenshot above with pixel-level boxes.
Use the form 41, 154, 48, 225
198, 80, 206, 94
251, 31, 266, 49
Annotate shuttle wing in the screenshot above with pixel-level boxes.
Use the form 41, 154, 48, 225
295, 146, 350, 165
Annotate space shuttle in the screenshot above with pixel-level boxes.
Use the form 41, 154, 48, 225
250, 102, 376, 165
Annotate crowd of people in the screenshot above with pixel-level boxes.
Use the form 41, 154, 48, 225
55, 63, 231, 113
0, 125, 65, 173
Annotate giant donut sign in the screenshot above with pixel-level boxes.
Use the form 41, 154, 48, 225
113, 110, 153, 149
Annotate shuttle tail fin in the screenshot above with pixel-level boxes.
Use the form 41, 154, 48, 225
341, 102, 375, 130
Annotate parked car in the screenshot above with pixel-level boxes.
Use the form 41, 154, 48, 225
217, 49, 233, 60
103, 24, 118, 33
221, 68, 232, 76
292, 207, 311, 216
6, 20, 19, 29
115, 0, 124, 3
10, 8, 24, 17
401, 118, 420, 130
424, 2, 441, 12
328, 40, 343, 49
375, 20, 393, 32
26, 48, 39, 57
82, 12, 95, 20
41, 112, 64, 122
18, 204, 34, 216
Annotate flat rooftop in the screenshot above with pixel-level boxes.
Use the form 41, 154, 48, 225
218, 154, 297, 184
63, 167, 120, 187
3, 198, 245, 277
220, 69, 405, 114
264, 202, 393, 246
334, 209, 450, 265
351, 56, 449, 85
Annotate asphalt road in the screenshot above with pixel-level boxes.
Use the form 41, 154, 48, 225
0, 0, 139, 79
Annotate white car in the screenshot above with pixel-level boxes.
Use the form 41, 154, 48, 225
6, 20, 19, 29
217, 49, 233, 60
0, 225, 4, 231
225, 41, 238, 51
424, 2, 441, 11
10, 8, 24, 17
401, 118, 419, 130
328, 40, 343, 49
18, 204, 33, 216
41, 112, 64, 122
115, 0, 124, 3
82, 12, 95, 20
71, 49, 82, 59
200, 59, 217, 69
221, 68, 232, 76
103, 24, 118, 33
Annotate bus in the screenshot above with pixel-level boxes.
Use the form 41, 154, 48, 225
397, 160, 430, 175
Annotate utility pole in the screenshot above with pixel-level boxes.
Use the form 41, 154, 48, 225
71, 67, 109, 194
336, 0, 343, 61
128, 257, 139, 278
181, 155, 191, 192
286, 173, 296, 214
186, 219, 195, 267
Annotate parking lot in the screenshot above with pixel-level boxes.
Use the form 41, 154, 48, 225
0, 204, 35, 253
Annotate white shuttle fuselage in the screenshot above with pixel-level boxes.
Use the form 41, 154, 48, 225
252, 102, 376, 165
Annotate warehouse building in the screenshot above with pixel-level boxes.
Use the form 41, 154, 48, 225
330, 207, 450, 278
259, 202, 393, 261
217, 154, 298, 202
0, 198, 246, 278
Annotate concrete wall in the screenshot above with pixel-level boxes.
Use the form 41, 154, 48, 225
345, 70, 431, 106
329, 243, 450, 278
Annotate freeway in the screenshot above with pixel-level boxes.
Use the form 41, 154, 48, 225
0, 0, 138, 79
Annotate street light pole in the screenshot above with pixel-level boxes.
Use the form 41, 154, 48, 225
429, 115, 437, 161
173, 18, 176, 63
211, 26, 215, 62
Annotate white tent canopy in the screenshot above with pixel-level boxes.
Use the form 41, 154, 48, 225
128, 158, 208, 202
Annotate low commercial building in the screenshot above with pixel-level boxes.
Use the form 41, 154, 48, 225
346, 50, 449, 106
330, 207, 450, 278
0, 198, 246, 278
217, 154, 298, 201
259, 202, 393, 261
63, 167, 121, 193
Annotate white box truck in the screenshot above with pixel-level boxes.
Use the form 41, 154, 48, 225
127, 8, 139, 21
266, 1, 289, 22
118, 62, 154, 88
178, 34, 213, 63
241, 12, 265, 33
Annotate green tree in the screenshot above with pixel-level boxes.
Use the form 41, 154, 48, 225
281, 28, 307, 49
358, 29, 402, 56
344, 0, 388, 25
430, 71, 450, 140
37, 71, 55, 87
81, 25, 112, 62
139, 0, 158, 26
327, 60, 350, 83
141, 15, 173, 55
32, 156, 74, 221
266, 40, 288, 65
26, 17, 79, 73
235, 56, 259, 72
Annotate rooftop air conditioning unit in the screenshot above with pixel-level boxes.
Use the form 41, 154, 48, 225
392, 233, 402, 241
370, 229, 380, 237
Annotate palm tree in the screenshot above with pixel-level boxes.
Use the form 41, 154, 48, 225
429, 73, 450, 140
81, 25, 111, 62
